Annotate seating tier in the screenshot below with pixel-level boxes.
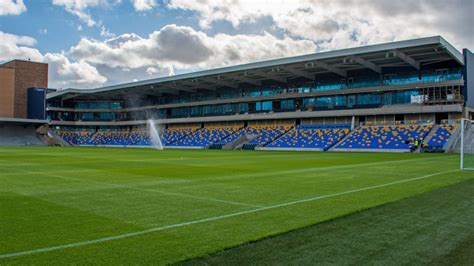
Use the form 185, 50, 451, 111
266, 125, 350, 150
168, 127, 240, 147
336, 125, 432, 150
428, 124, 458, 148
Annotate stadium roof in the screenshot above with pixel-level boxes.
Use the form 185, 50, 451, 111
0, 118, 49, 125
47, 36, 464, 100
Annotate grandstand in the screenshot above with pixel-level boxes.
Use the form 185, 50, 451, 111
43, 36, 473, 153
334, 125, 432, 152
0, 36, 470, 153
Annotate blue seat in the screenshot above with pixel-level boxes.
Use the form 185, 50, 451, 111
266, 124, 350, 150
336, 125, 432, 150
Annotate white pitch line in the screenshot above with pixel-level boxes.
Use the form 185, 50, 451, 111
0, 169, 460, 260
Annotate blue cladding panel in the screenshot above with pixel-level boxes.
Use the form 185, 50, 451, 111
27, 87, 46, 119
464, 49, 474, 108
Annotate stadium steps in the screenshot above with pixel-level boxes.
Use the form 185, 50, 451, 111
223, 132, 247, 150
46, 130, 71, 146
329, 127, 356, 151
422, 124, 440, 146
235, 136, 255, 149
238, 132, 261, 150
263, 126, 295, 148
443, 123, 462, 153
206, 127, 244, 149
261, 126, 294, 148
324, 128, 351, 151
88, 131, 101, 145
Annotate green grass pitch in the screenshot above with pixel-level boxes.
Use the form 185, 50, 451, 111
0, 147, 473, 264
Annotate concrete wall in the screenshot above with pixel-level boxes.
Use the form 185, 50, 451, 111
0, 68, 15, 118
1, 60, 48, 119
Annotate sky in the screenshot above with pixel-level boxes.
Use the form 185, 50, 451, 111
0, 0, 473, 90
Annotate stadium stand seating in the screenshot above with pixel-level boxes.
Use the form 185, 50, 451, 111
168, 127, 240, 147
58, 129, 96, 145
266, 125, 350, 150
242, 126, 290, 149
210, 128, 246, 149
427, 124, 458, 148
335, 125, 432, 150
92, 130, 151, 146
162, 128, 195, 145
57, 127, 196, 146
57, 123, 455, 153
0, 125, 44, 146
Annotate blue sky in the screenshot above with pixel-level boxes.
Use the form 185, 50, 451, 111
1, 0, 473, 89
1, 1, 200, 53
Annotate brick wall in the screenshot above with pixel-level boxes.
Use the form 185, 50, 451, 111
2, 60, 48, 118
0, 67, 16, 118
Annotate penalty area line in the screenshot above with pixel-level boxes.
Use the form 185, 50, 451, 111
0, 169, 459, 260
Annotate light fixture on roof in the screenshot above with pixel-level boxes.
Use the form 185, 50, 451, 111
386, 51, 396, 58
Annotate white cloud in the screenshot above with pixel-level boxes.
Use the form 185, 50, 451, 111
146, 66, 160, 75
52, 0, 100, 26
70, 24, 316, 70
132, 0, 156, 11
167, 0, 474, 51
51, 0, 121, 27
0, 31, 43, 62
1, 25, 315, 89
44, 53, 107, 88
0, 0, 27, 16
0, 31, 106, 89
100, 25, 115, 37
146, 65, 174, 76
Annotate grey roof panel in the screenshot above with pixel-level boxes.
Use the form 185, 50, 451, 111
47, 36, 464, 99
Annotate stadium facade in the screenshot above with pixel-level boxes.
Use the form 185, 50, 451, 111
1, 36, 473, 151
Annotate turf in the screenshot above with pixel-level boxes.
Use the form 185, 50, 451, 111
0, 147, 473, 264
180, 178, 474, 265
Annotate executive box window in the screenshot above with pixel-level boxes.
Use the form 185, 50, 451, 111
281, 99, 295, 110
256, 101, 273, 112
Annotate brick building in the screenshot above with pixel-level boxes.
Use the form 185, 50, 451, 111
0, 60, 48, 119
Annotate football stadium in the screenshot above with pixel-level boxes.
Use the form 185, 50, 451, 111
1, 35, 474, 264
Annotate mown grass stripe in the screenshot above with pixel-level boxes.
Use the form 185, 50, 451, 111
0, 169, 458, 260
0, 165, 262, 208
